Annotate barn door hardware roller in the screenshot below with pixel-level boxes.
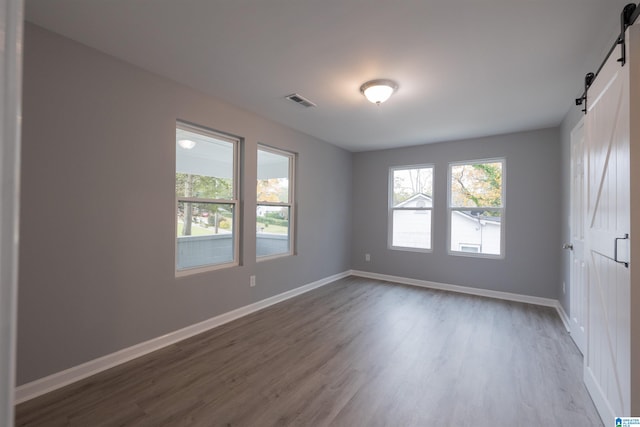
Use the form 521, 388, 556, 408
575, 73, 595, 114
614, 234, 630, 268
576, 2, 640, 114
617, 3, 638, 66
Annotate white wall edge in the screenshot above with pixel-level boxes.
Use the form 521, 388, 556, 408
351, 269, 561, 309
14, 270, 350, 404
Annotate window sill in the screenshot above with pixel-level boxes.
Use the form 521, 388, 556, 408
257, 252, 294, 263
448, 251, 504, 260
389, 246, 433, 253
176, 261, 238, 278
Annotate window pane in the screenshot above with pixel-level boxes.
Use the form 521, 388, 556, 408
176, 128, 234, 200
177, 202, 234, 270
257, 149, 290, 203
392, 209, 432, 249
392, 167, 433, 207
450, 210, 501, 255
257, 206, 290, 257
450, 162, 502, 208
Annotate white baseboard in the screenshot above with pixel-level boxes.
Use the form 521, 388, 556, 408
15, 270, 350, 405
554, 301, 571, 332
350, 270, 570, 329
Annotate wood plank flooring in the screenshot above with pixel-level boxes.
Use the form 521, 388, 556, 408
15, 276, 603, 426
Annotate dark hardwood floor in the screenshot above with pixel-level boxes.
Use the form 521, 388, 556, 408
15, 276, 603, 426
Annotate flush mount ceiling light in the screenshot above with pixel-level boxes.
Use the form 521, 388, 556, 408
360, 79, 398, 105
178, 139, 196, 149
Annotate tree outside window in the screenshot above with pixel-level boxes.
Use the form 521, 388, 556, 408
449, 160, 504, 257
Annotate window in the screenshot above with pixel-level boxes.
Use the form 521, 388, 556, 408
449, 159, 504, 257
175, 122, 239, 274
257, 145, 295, 259
389, 165, 433, 251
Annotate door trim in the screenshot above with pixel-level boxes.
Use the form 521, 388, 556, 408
568, 117, 586, 355
0, 0, 24, 425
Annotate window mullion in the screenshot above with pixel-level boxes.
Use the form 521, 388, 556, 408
392, 207, 432, 211
257, 201, 291, 207
179, 197, 237, 204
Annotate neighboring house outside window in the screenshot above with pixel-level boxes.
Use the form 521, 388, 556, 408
449, 159, 504, 258
175, 121, 239, 275
389, 165, 433, 251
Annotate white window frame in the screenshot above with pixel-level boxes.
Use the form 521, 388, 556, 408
447, 158, 505, 259
257, 144, 296, 261
388, 164, 434, 253
175, 121, 240, 276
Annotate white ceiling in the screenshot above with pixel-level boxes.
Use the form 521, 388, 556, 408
25, 0, 630, 152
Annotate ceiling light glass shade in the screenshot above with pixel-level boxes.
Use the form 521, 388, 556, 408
360, 79, 398, 105
178, 139, 196, 149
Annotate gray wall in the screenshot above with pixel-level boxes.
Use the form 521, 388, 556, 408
352, 128, 562, 299
18, 24, 352, 385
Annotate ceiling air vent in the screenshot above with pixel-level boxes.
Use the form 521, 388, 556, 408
285, 93, 316, 108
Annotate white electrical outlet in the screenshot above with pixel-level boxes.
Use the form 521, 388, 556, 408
562, 281, 565, 294
365, 253, 371, 262
250, 275, 256, 287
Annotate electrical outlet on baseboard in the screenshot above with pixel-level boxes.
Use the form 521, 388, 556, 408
250, 275, 256, 287
365, 253, 371, 262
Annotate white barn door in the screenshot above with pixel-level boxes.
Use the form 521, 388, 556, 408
583, 34, 631, 421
